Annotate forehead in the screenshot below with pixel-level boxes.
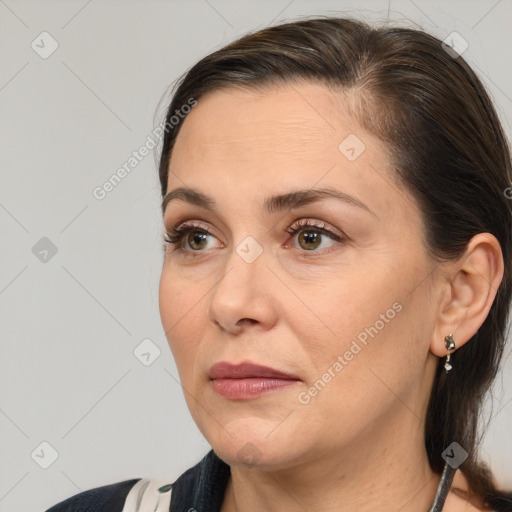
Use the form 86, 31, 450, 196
169, 82, 391, 185
172, 82, 358, 161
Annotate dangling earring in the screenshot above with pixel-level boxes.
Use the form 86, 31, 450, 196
444, 333, 456, 372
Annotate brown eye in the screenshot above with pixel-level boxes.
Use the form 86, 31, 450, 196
285, 219, 344, 253
186, 231, 209, 250
297, 230, 322, 250
163, 223, 221, 253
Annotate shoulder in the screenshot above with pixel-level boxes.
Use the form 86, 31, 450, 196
45, 478, 142, 512
44, 450, 230, 512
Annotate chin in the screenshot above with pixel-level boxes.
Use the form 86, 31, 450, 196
203, 420, 304, 470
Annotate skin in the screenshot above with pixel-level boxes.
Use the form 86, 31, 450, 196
158, 81, 503, 512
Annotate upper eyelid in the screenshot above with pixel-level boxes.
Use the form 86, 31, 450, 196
169, 218, 342, 237
174, 220, 211, 232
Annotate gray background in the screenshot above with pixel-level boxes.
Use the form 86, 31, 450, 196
0, 1, 511, 511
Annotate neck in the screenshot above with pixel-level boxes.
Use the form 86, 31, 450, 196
220, 406, 441, 512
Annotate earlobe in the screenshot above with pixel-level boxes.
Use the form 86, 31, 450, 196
429, 233, 504, 359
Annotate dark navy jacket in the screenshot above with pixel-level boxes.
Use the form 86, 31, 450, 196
45, 450, 231, 512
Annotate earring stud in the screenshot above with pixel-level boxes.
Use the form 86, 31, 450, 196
444, 333, 456, 372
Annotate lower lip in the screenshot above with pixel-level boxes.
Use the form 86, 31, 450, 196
211, 378, 299, 400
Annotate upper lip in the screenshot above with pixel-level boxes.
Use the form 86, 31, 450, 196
208, 361, 300, 380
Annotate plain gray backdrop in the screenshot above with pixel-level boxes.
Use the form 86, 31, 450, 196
1, 1, 511, 511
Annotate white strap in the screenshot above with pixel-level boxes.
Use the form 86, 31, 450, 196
121, 478, 173, 512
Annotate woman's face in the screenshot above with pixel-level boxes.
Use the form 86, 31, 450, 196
159, 82, 441, 469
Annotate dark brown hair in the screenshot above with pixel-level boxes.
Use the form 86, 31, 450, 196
157, 16, 512, 510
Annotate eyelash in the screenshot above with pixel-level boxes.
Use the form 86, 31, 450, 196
163, 219, 345, 255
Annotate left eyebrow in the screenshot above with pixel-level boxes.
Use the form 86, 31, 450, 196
161, 186, 376, 217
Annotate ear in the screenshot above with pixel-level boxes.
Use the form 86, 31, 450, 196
430, 233, 504, 357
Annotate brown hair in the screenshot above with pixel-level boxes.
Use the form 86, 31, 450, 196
157, 16, 512, 510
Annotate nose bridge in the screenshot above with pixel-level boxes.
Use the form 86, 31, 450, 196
216, 234, 266, 298
208, 235, 271, 329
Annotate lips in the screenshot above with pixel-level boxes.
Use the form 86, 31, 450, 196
208, 361, 300, 380
208, 361, 301, 400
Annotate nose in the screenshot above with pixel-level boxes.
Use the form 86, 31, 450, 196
207, 246, 278, 335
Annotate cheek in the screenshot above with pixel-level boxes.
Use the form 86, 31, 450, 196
159, 271, 204, 376
294, 256, 427, 393
298, 270, 400, 354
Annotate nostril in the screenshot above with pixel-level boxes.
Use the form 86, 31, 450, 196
237, 318, 257, 327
